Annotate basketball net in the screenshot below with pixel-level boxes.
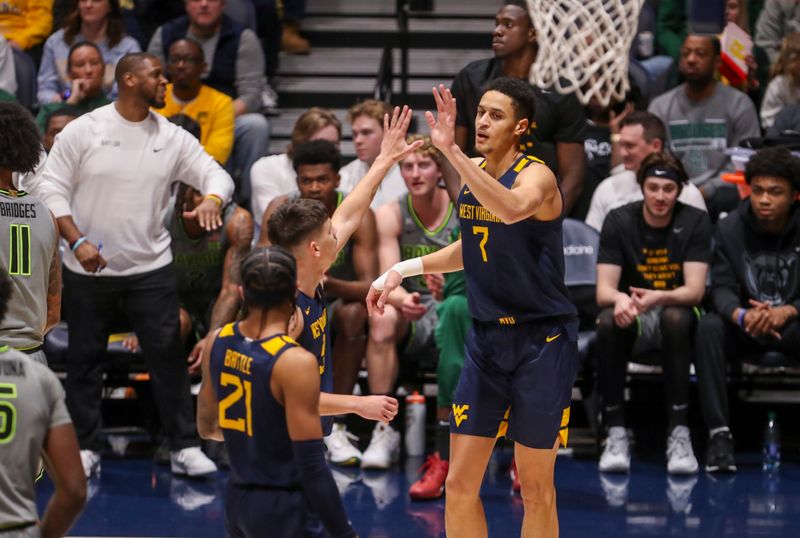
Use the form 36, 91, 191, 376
527, 0, 644, 106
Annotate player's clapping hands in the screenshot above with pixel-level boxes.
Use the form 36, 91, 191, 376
356, 395, 399, 424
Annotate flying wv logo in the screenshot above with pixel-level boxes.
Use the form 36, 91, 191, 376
452, 404, 470, 427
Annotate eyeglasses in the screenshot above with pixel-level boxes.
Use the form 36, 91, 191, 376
168, 55, 203, 65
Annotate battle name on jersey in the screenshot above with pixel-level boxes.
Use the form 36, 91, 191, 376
0, 202, 37, 219
309, 308, 327, 339
223, 349, 253, 375
458, 202, 503, 224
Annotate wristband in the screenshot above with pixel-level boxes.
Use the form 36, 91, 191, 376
70, 236, 88, 252
371, 257, 424, 290
205, 194, 223, 206
737, 309, 746, 329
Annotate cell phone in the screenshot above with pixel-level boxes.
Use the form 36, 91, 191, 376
688, 0, 726, 35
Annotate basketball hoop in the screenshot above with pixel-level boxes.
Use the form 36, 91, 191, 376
527, 0, 644, 106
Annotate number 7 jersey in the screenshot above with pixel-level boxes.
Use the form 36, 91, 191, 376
457, 155, 576, 324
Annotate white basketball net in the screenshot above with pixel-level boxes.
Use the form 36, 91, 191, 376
527, 0, 644, 106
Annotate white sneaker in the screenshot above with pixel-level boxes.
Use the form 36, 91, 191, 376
80, 449, 101, 478
666, 426, 699, 475
324, 423, 362, 467
170, 447, 218, 477
599, 427, 631, 473
360, 423, 400, 470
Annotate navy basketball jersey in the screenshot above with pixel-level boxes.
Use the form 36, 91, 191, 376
457, 155, 576, 324
209, 322, 300, 488
296, 285, 333, 435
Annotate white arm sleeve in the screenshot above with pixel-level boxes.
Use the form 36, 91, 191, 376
371, 257, 424, 290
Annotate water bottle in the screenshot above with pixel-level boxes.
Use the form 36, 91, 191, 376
763, 412, 781, 472
405, 391, 426, 457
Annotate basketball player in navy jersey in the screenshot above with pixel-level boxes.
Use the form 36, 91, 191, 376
197, 247, 356, 538
368, 79, 579, 537
266, 106, 422, 436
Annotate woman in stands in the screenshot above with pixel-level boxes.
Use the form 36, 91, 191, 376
37, 0, 140, 104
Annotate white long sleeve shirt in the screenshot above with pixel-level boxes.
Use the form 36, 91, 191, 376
38, 103, 234, 276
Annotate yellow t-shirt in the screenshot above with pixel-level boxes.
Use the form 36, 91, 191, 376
0, 0, 52, 49
156, 83, 235, 165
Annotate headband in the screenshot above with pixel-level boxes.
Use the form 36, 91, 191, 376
641, 165, 685, 185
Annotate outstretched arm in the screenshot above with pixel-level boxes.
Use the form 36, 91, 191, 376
331, 106, 424, 250
426, 85, 560, 223
197, 329, 224, 441
366, 239, 463, 316
275, 348, 357, 538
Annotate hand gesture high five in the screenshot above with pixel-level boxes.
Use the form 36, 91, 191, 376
378, 105, 425, 163
425, 84, 458, 152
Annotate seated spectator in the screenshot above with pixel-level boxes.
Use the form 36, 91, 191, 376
257, 140, 378, 467
450, 1, 586, 214
0, 0, 52, 51
755, 0, 800, 65
695, 147, 800, 474
38, 0, 141, 104
155, 38, 234, 164
42, 106, 81, 152
0, 35, 16, 100
574, 97, 632, 221
596, 152, 712, 475
36, 42, 110, 132
250, 107, 342, 229
148, 0, 269, 206
339, 99, 406, 209
722, 0, 770, 107
648, 34, 760, 219
585, 111, 707, 232
761, 33, 800, 129
361, 135, 458, 470
766, 102, 800, 136
166, 182, 252, 373
408, 225, 467, 500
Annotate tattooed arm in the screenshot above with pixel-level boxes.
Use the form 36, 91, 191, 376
187, 206, 254, 374
45, 211, 62, 334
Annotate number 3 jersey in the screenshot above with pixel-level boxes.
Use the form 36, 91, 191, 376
457, 156, 576, 324
0, 189, 58, 350
209, 323, 301, 488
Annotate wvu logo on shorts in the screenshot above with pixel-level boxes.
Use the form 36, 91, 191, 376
452, 404, 469, 427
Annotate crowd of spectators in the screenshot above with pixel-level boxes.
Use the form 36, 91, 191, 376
2, 0, 800, 505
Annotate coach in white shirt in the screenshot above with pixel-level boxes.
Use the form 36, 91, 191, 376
585, 111, 707, 232
38, 52, 234, 479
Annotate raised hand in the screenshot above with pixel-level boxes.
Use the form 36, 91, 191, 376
425, 84, 457, 152
378, 105, 425, 163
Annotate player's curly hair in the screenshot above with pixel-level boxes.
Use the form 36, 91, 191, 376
240, 246, 297, 311
0, 102, 42, 175
292, 139, 342, 173
745, 146, 800, 190
267, 198, 329, 249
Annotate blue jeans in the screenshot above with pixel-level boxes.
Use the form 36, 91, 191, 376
231, 112, 270, 205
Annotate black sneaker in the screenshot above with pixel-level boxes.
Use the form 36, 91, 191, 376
705, 431, 737, 473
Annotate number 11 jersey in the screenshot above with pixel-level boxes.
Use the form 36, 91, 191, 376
457, 155, 576, 324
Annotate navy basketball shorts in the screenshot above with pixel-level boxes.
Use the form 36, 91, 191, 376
224, 482, 329, 538
450, 316, 580, 449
